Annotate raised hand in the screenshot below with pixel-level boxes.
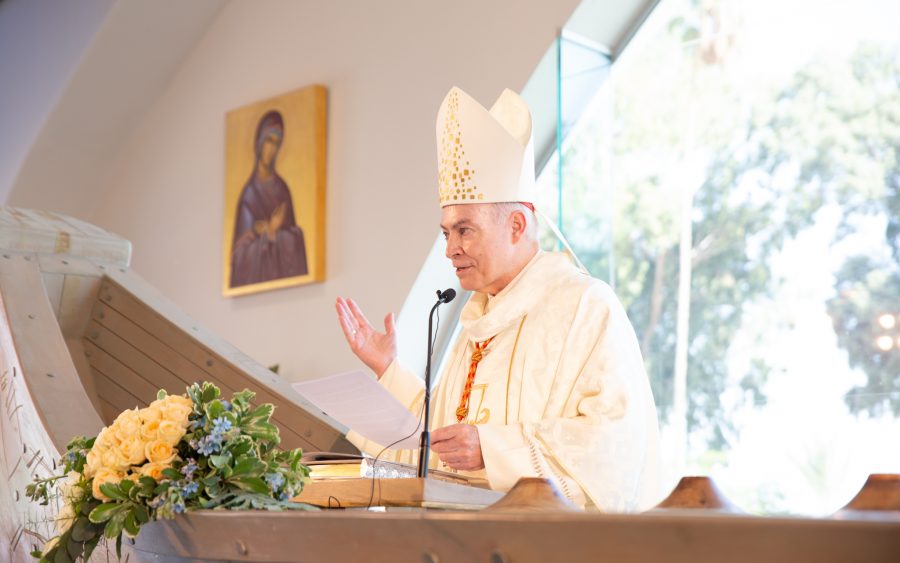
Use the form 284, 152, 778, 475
335, 297, 397, 378
431, 424, 484, 471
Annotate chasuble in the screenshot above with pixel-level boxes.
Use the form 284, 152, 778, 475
351, 251, 661, 511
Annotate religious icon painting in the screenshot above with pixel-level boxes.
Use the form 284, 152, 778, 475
223, 84, 327, 296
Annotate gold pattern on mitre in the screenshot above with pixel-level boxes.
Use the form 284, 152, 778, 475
435, 87, 535, 207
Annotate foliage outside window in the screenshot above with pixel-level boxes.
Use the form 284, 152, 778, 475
538, 0, 900, 514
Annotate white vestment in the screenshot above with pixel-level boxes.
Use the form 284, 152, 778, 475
351, 251, 661, 511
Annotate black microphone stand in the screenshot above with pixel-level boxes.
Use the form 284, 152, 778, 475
417, 291, 451, 478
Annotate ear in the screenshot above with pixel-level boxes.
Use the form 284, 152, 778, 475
509, 210, 528, 243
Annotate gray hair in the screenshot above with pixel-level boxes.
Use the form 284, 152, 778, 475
488, 202, 538, 241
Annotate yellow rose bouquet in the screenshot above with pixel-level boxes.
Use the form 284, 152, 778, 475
26, 382, 313, 562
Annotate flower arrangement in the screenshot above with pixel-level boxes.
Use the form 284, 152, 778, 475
26, 382, 313, 562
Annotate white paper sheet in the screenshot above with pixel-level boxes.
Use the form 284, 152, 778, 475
291, 371, 422, 450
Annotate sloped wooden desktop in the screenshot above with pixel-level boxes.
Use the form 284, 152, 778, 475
1, 206, 899, 563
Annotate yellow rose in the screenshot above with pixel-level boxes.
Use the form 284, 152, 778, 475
138, 461, 168, 481
145, 439, 177, 465
94, 426, 117, 450
139, 404, 163, 424
140, 419, 160, 442
91, 469, 124, 501
100, 447, 122, 471
157, 420, 186, 446
164, 394, 193, 409
113, 408, 142, 441
116, 436, 146, 466
164, 407, 192, 428
85, 449, 102, 478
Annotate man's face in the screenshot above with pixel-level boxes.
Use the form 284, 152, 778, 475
441, 204, 516, 295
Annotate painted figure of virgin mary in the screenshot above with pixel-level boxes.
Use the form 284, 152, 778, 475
230, 110, 309, 288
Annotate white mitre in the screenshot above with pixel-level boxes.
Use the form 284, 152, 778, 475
436, 87, 535, 207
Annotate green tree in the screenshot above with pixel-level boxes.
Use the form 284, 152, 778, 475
556, 0, 900, 448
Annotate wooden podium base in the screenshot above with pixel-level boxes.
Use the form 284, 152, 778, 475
295, 477, 504, 510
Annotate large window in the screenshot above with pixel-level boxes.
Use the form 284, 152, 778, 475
543, 0, 900, 514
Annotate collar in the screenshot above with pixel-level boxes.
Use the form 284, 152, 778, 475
459, 251, 574, 340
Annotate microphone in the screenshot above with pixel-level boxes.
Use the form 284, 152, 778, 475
417, 288, 457, 478
437, 288, 456, 304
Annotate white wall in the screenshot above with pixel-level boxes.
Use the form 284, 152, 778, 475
0, 0, 114, 201
91, 0, 580, 380
5, 0, 226, 219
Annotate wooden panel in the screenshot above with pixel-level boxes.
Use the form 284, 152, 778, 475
96, 273, 352, 453
87, 306, 237, 397
91, 366, 145, 414
85, 320, 217, 400
40, 273, 64, 318
57, 273, 102, 340
98, 397, 124, 426
86, 340, 160, 405
130, 509, 900, 563
65, 338, 104, 418
0, 208, 130, 266
84, 317, 313, 451
0, 253, 114, 562
0, 254, 103, 449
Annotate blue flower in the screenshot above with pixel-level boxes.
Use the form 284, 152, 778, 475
212, 416, 232, 434
173, 502, 186, 514
265, 472, 285, 491
221, 400, 232, 411
149, 496, 164, 509
181, 460, 198, 477
196, 435, 221, 456
182, 481, 199, 496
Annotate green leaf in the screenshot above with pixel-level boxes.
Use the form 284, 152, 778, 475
139, 476, 156, 496
232, 456, 264, 477
88, 503, 122, 524
99, 483, 127, 501
133, 504, 150, 524
247, 403, 274, 422
243, 421, 280, 443
162, 468, 182, 480
232, 389, 255, 407
65, 536, 83, 559
70, 517, 96, 542
123, 509, 140, 537
204, 479, 221, 497
120, 479, 134, 493
206, 399, 226, 420
229, 476, 269, 495
230, 436, 254, 457
53, 543, 72, 563
201, 383, 220, 403
82, 537, 100, 561
157, 389, 168, 400
209, 452, 232, 469
104, 509, 126, 540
